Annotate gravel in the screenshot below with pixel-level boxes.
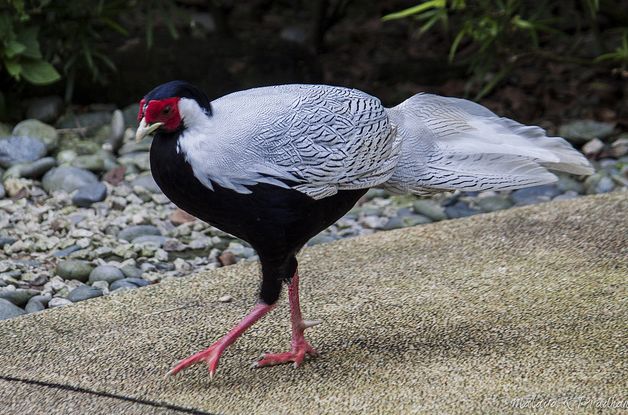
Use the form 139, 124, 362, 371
0, 109, 626, 319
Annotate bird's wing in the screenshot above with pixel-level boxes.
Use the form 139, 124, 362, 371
181, 85, 402, 200
250, 86, 401, 199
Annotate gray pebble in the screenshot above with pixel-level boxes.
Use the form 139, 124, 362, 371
476, 195, 513, 212
72, 182, 107, 207
412, 199, 447, 221
0, 298, 26, 320
48, 297, 72, 308
68, 285, 103, 302
132, 235, 166, 247
595, 176, 615, 193
25, 298, 45, 313
42, 166, 99, 193
0, 236, 16, 248
130, 174, 161, 193
120, 265, 143, 279
0, 288, 37, 306
12, 119, 58, 151
71, 154, 106, 172
118, 225, 161, 242
0, 182, 4, 199
511, 184, 560, 206
444, 201, 481, 218
89, 265, 124, 284
0, 136, 47, 168
52, 245, 81, 257
559, 120, 615, 144
55, 260, 94, 282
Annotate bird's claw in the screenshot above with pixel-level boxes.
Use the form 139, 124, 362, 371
253, 341, 319, 369
166, 343, 224, 379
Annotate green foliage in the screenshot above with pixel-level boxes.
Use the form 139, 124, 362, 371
0, 0, 181, 103
0, 11, 61, 86
383, 0, 628, 99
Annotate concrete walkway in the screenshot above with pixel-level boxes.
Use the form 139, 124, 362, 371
0, 193, 626, 415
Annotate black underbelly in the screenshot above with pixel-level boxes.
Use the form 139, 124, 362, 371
150, 133, 366, 258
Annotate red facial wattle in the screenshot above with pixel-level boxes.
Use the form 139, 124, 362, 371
143, 97, 182, 132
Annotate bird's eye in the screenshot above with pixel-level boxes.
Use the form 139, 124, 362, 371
163, 105, 172, 114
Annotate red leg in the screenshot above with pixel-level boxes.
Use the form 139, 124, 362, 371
167, 303, 274, 379
254, 273, 320, 368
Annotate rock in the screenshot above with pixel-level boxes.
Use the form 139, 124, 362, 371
553, 190, 580, 201
119, 138, 152, 155
56, 149, 78, 164
103, 165, 126, 186
3, 157, 56, 179
0, 298, 26, 320
42, 166, 99, 193
102, 109, 125, 152
476, 195, 513, 212
582, 138, 604, 155
56, 111, 112, 135
382, 216, 404, 230
72, 182, 107, 207
110, 278, 149, 291
610, 137, 628, 158
0, 288, 37, 306
0, 136, 47, 168
52, 245, 81, 257
361, 215, 387, 229
131, 173, 161, 193
30, 294, 51, 306
71, 154, 106, 172
12, 119, 58, 151
118, 225, 161, 241
120, 265, 143, 279
280, 26, 308, 44
511, 184, 561, 206
402, 215, 432, 226
55, 260, 94, 282
132, 235, 166, 247
118, 152, 150, 171
48, 297, 72, 308
556, 175, 585, 194
412, 199, 447, 221
68, 285, 103, 302
307, 234, 337, 246
26, 96, 64, 123
163, 238, 185, 252
24, 298, 45, 313
558, 120, 615, 144
595, 176, 615, 193
218, 295, 233, 303
170, 208, 196, 225
88, 265, 124, 284
122, 103, 140, 128
219, 251, 237, 266
0, 183, 4, 199
444, 201, 481, 218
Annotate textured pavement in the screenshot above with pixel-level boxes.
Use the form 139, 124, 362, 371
0, 192, 626, 414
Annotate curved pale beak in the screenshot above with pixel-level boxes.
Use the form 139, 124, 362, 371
136, 118, 164, 142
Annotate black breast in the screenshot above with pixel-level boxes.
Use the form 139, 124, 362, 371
149, 132, 367, 261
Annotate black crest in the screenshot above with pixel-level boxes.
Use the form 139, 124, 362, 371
144, 80, 212, 115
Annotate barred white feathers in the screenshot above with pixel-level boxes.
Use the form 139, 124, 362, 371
176, 85, 592, 199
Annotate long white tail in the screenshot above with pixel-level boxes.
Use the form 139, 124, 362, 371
383, 93, 594, 195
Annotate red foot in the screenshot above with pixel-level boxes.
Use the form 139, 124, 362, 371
166, 303, 273, 379
254, 340, 319, 368
167, 341, 225, 379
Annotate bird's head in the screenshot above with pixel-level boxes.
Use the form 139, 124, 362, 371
136, 80, 212, 142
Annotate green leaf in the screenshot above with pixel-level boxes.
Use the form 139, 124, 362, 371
382, 0, 446, 21
16, 27, 41, 59
20, 59, 61, 85
4, 40, 26, 58
4, 58, 21, 79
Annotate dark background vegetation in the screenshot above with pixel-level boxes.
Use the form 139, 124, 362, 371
1, 0, 627, 129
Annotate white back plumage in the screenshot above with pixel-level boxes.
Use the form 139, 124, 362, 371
176, 85, 592, 199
